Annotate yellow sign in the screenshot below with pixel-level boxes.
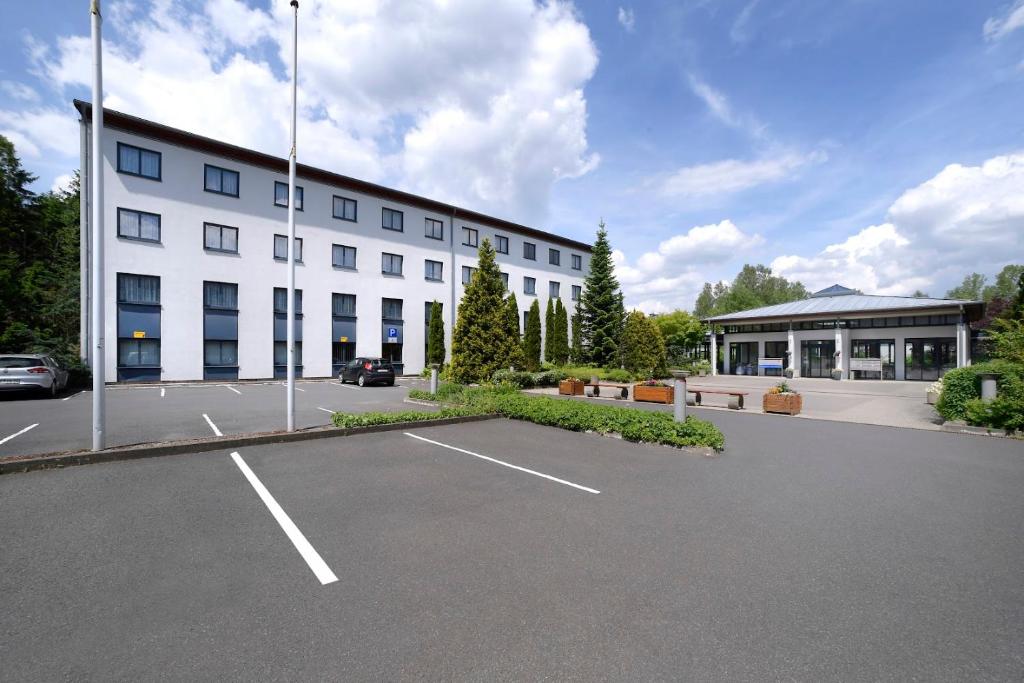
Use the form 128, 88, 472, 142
339, 336, 349, 342
133, 330, 146, 339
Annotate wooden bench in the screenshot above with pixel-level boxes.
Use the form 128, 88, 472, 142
687, 388, 748, 410
585, 383, 629, 399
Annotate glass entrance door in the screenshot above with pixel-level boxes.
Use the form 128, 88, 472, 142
764, 341, 788, 377
904, 338, 956, 381
851, 340, 895, 380
801, 340, 835, 378
729, 342, 758, 375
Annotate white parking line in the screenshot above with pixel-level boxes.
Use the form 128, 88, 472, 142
404, 432, 600, 495
160, 387, 166, 397
202, 413, 223, 437
316, 407, 335, 414
334, 383, 357, 390
61, 391, 79, 401
230, 452, 338, 586
0, 423, 38, 447
224, 385, 242, 395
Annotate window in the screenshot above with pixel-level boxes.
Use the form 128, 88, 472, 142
117, 142, 161, 180
117, 208, 161, 242
273, 234, 303, 261
203, 281, 238, 309
462, 227, 478, 247
549, 248, 560, 266
204, 223, 238, 253
274, 181, 304, 210
204, 341, 237, 367
382, 207, 404, 232
333, 195, 357, 221
332, 244, 357, 269
524, 276, 536, 295
425, 259, 443, 281
382, 298, 403, 320
333, 293, 356, 316
495, 235, 509, 254
118, 339, 160, 367
462, 266, 477, 285
204, 164, 239, 196
523, 241, 536, 260
117, 274, 160, 304
425, 218, 444, 240
382, 252, 404, 275
273, 287, 303, 313
549, 281, 560, 298
572, 254, 582, 271
572, 285, 581, 301
501, 272, 509, 290
273, 341, 303, 366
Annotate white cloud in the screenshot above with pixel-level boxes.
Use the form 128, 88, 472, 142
51, 173, 74, 193
984, 0, 1024, 41
615, 220, 764, 310
0, 81, 39, 103
656, 150, 826, 198
730, 0, 760, 44
772, 152, 1024, 295
11, 0, 599, 224
617, 7, 635, 32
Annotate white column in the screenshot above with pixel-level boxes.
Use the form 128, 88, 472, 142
834, 327, 844, 379
710, 328, 718, 376
787, 327, 796, 377
956, 321, 967, 368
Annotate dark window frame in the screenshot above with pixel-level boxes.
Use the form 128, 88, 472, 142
274, 181, 304, 211
571, 254, 582, 271
549, 281, 560, 299
332, 195, 358, 222
382, 252, 404, 276
495, 235, 509, 254
203, 222, 239, 254
117, 207, 162, 243
425, 218, 444, 241
332, 243, 357, 270
523, 241, 536, 260
116, 273, 161, 305
462, 227, 478, 247
273, 234, 303, 262
382, 207, 404, 232
549, 248, 561, 266
461, 265, 477, 285
116, 142, 162, 181
203, 164, 240, 197
425, 259, 444, 282
571, 284, 581, 301
203, 281, 239, 311
524, 276, 536, 295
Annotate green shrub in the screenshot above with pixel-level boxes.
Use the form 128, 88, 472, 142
936, 360, 1024, 431
532, 369, 568, 387
603, 368, 633, 383
492, 369, 535, 388
331, 406, 485, 428
408, 381, 467, 403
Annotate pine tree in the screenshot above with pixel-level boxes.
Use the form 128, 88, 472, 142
580, 220, 625, 367
426, 300, 445, 366
569, 300, 584, 364
523, 299, 542, 371
544, 297, 555, 364
503, 293, 526, 369
450, 238, 518, 382
553, 298, 569, 365
619, 310, 667, 376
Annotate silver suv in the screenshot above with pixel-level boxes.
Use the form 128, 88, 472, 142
0, 354, 70, 398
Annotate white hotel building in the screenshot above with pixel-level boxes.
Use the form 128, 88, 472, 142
76, 102, 591, 383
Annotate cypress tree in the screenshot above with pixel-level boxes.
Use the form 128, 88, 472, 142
503, 293, 526, 370
553, 298, 569, 365
426, 300, 445, 366
450, 238, 518, 382
569, 301, 584, 364
544, 297, 555, 364
580, 220, 625, 367
523, 299, 542, 371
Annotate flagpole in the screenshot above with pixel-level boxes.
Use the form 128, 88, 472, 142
90, 0, 106, 450
286, 0, 299, 432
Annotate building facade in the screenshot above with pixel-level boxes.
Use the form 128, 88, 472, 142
76, 102, 590, 382
704, 285, 985, 381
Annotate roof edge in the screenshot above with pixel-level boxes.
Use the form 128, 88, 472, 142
73, 100, 592, 253
703, 300, 985, 324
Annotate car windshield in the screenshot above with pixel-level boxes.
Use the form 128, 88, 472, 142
0, 357, 42, 368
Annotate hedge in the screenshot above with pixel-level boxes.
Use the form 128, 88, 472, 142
405, 384, 725, 451
936, 360, 1024, 432
331, 406, 485, 429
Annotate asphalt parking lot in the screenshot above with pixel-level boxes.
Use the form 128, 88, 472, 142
2, 415, 1022, 681
0, 378, 430, 456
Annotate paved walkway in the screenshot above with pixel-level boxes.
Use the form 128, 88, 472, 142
530, 374, 942, 431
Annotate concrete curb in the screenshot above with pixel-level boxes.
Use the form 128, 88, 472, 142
940, 420, 1010, 438
0, 414, 499, 475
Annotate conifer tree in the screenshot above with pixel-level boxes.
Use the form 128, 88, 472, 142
450, 238, 518, 382
426, 300, 445, 366
569, 301, 584, 364
523, 299, 542, 371
580, 220, 625, 367
553, 298, 569, 365
503, 293, 526, 369
544, 297, 555, 364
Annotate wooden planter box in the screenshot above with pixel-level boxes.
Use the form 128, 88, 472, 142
763, 392, 802, 415
633, 384, 674, 404
558, 379, 585, 396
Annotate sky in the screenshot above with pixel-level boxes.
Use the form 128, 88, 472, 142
2, 0, 1023, 312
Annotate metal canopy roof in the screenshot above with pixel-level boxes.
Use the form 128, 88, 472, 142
704, 294, 984, 324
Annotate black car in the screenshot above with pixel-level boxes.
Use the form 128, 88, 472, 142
339, 357, 396, 387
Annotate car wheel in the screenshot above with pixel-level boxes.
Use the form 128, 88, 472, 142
338, 374, 346, 384
357, 373, 366, 387
49, 382, 58, 398
386, 379, 395, 386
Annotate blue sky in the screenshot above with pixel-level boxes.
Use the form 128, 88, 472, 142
2, 0, 1023, 311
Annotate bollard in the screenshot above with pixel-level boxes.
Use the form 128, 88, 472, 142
429, 364, 439, 395
980, 373, 998, 403
671, 370, 690, 422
